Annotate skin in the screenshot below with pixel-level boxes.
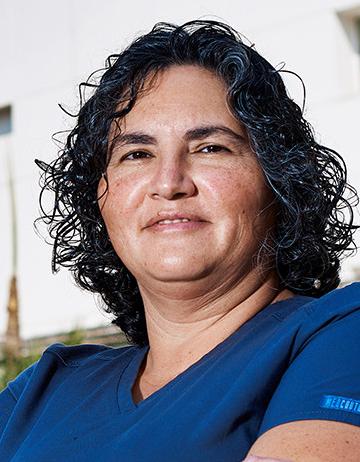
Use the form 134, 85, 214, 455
98, 65, 360, 460
246, 420, 360, 461
243, 457, 292, 462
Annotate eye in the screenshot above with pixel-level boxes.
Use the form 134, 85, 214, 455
199, 144, 230, 154
121, 150, 152, 161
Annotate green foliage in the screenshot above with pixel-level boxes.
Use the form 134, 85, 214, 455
0, 352, 40, 391
63, 328, 85, 346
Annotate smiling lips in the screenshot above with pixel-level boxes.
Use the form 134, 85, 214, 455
157, 218, 191, 225
145, 212, 208, 230
148, 220, 208, 232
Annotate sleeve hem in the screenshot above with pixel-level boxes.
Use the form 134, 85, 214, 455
258, 409, 360, 438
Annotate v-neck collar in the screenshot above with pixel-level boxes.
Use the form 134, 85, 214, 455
117, 294, 313, 413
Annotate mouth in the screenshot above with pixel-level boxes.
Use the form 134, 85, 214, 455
155, 218, 192, 225
147, 219, 208, 232
145, 212, 207, 229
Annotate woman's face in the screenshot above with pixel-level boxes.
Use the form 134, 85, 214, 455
98, 65, 274, 289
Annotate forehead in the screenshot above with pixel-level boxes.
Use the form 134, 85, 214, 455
139, 64, 227, 101
115, 65, 243, 136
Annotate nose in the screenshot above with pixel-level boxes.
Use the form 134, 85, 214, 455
148, 154, 196, 200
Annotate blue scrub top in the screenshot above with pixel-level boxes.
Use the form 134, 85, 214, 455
1, 283, 360, 461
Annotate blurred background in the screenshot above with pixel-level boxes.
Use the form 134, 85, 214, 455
1, 0, 360, 378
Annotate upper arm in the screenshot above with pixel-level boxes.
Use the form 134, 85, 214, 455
248, 419, 360, 461
248, 304, 360, 461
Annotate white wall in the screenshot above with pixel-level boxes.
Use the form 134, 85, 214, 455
1, 0, 359, 339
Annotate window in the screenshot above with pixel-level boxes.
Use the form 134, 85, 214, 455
0, 105, 12, 135
356, 16, 360, 53
338, 6, 360, 53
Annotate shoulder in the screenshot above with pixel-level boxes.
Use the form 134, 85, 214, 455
286, 281, 360, 326
6, 342, 137, 401
0, 342, 140, 442
302, 281, 360, 319
302, 281, 360, 325
257, 282, 360, 434
282, 282, 360, 352
42, 342, 133, 366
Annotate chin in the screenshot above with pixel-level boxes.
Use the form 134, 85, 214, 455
143, 260, 214, 283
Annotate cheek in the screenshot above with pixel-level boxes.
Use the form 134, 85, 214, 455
202, 166, 274, 247
98, 176, 147, 247
201, 167, 266, 215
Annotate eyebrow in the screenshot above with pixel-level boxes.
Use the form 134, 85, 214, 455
184, 125, 247, 143
111, 124, 247, 148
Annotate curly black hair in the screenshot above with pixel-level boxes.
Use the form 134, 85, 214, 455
35, 20, 359, 346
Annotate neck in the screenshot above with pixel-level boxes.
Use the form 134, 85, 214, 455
137, 270, 294, 380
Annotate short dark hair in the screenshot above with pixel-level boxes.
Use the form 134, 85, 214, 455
36, 20, 359, 346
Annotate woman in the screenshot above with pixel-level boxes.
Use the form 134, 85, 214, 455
0, 20, 359, 461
